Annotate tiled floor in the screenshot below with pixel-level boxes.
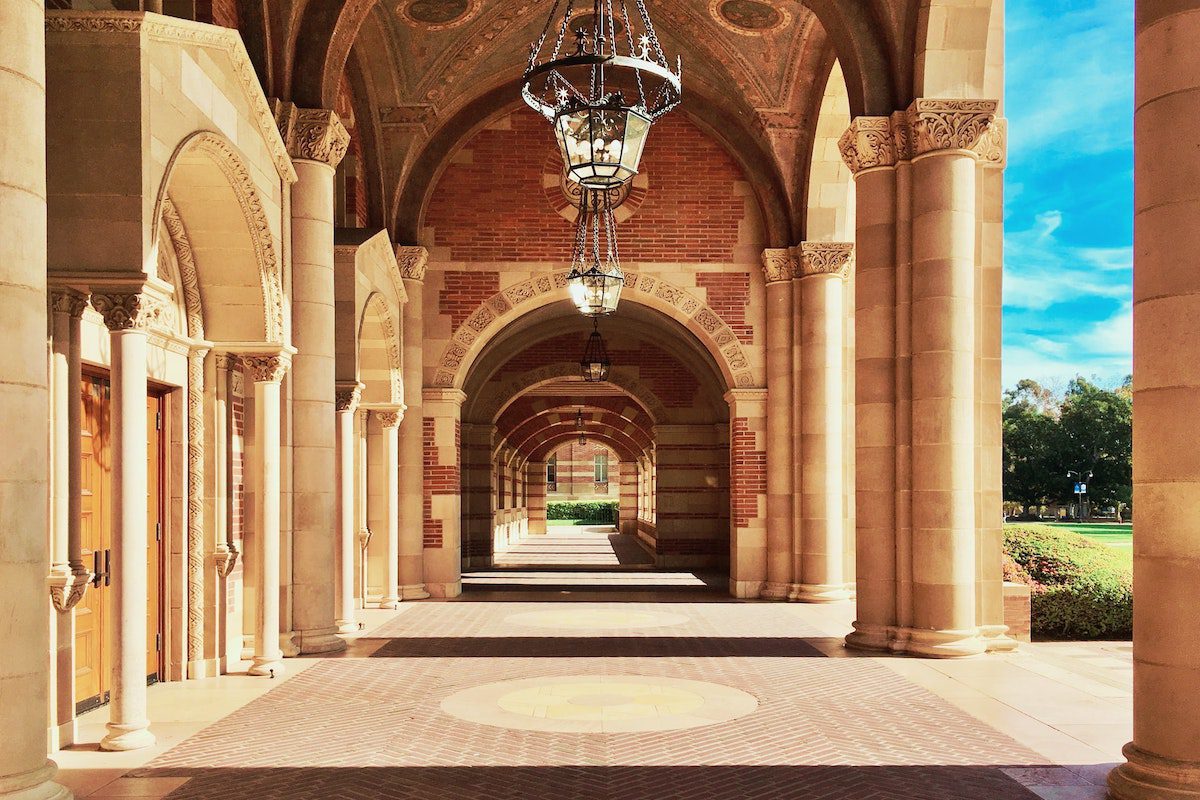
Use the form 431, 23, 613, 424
492, 524, 656, 568
56, 600, 1129, 800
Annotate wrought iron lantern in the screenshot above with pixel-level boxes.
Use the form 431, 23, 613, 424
576, 408, 587, 446
567, 187, 624, 315
580, 318, 611, 382
523, 0, 682, 189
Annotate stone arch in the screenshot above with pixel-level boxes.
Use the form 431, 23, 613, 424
803, 59, 856, 242
432, 273, 758, 393
475, 367, 667, 427
912, 0, 1004, 99
525, 429, 642, 466
152, 131, 285, 344
159, 197, 204, 339
288, 0, 377, 108
357, 291, 402, 405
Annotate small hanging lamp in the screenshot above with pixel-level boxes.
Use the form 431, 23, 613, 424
567, 188, 624, 316
576, 407, 587, 445
580, 318, 611, 382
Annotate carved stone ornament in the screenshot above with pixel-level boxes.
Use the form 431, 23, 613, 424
800, 242, 855, 279
376, 409, 403, 428
760, 248, 798, 284
275, 102, 351, 168
395, 245, 429, 282
213, 545, 240, 578
336, 385, 364, 413
48, 567, 92, 613
241, 354, 289, 383
91, 292, 162, 331
50, 289, 88, 319
906, 99, 998, 157
838, 116, 896, 174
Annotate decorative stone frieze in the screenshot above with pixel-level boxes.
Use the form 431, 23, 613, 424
906, 99, 998, 157
760, 248, 798, 284
91, 292, 163, 331
799, 242, 855, 279
838, 116, 896, 174
396, 245, 429, 282
241, 354, 289, 383
274, 101, 351, 168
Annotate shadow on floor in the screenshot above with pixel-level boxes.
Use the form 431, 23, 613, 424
126, 764, 1069, 800
363, 635, 838, 658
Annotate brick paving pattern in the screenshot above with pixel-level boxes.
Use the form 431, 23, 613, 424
134, 602, 1055, 799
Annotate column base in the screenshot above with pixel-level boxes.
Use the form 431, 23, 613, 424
425, 581, 462, 599
99, 722, 155, 752
248, 655, 285, 677
788, 583, 853, 603
844, 621, 893, 652
379, 594, 400, 609
760, 581, 791, 600
1109, 743, 1200, 799
0, 760, 71, 800
896, 626, 987, 658
400, 584, 430, 600
185, 658, 220, 679
336, 619, 360, 634
296, 628, 348, 654
280, 632, 300, 658
729, 579, 763, 599
980, 624, 1020, 653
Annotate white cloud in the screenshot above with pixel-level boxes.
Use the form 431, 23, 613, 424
1004, 210, 1131, 311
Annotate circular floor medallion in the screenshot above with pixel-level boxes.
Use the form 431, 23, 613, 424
505, 608, 690, 630
441, 674, 758, 733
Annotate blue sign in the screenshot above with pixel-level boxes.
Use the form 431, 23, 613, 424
1074, 483, 1088, 494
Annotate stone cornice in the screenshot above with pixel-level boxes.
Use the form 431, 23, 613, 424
906, 98, 999, 157
273, 101, 351, 168
839, 116, 896, 174
799, 242, 855, 279
45, 11, 296, 183
760, 248, 798, 284
396, 246, 429, 282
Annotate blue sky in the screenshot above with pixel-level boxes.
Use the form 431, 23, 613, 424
1002, 0, 1133, 388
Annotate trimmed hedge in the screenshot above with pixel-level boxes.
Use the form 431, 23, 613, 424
1003, 524, 1132, 639
546, 500, 618, 523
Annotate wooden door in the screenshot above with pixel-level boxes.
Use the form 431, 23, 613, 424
146, 393, 163, 681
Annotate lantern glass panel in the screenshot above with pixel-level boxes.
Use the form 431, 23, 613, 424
555, 107, 645, 188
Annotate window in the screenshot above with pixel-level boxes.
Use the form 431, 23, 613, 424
546, 456, 557, 488
594, 453, 609, 483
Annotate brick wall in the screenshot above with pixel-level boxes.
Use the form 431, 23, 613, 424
422, 418, 460, 548
438, 271, 500, 329
696, 272, 752, 344
547, 441, 618, 499
731, 418, 767, 528
424, 113, 753, 262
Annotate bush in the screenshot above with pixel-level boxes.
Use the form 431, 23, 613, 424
1003, 524, 1132, 639
546, 500, 618, 523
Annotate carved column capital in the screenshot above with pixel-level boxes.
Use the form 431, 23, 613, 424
241, 354, 290, 383
274, 101, 351, 168
50, 288, 88, 318
799, 242, 855, 279
90, 291, 163, 331
374, 408, 403, 429
395, 246, 429, 282
213, 545, 240, 578
761, 248, 799, 284
906, 98, 999, 157
48, 568, 91, 613
336, 383, 364, 413
839, 116, 897, 174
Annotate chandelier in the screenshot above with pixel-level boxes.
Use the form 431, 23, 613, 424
523, 0, 682, 189
568, 188, 624, 316
580, 318, 611, 382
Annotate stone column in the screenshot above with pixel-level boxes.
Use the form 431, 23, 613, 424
902, 99, 996, 658
1109, 4, 1200, 796
0, 0, 69, 787
396, 247, 429, 599
794, 243, 854, 603
275, 102, 350, 654
243, 353, 289, 677
334, 383, 362, 632
761, 249, 796, 600
423, 389, 466, 598
839, 117, 900, 651
619, 461, 638, 537
368, 407, 402, 608
892, 111, 916, 636
726, 389, 769, 599
527, 462, 547, 536
91, 292, 157, 751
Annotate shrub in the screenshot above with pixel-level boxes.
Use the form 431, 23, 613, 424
1003, 524, 1132, 639
546, 500, 618, 523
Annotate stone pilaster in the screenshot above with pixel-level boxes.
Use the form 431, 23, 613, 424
794, 243, 854, 604
423, 389, 466, 598
397, 247, 430, 599
276, 101, 351, 655
368, 407, 403, 609
1109, 4, 1200, 797
335, 383, 363, 632
760, 249, 797, 599
726, 389, 769, 599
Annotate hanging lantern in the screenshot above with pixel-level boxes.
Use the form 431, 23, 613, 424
576, 408, 587, 445
567, 188, 624, 315
523, 0, 682, 189
580, 318, 611, 382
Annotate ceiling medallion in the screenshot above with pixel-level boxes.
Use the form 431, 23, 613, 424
709, 0, 790, 35
396, 0, 481, 30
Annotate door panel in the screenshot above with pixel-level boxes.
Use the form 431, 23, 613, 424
146, 393, 163, 679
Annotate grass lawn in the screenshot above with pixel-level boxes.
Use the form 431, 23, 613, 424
1006, 521, 1133, 565
547, 519, 613, 527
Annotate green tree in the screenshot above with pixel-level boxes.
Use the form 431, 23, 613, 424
1002, 380, 1060, 512
1054, 377, 1133, 513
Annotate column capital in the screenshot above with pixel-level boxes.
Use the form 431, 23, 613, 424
839, 116, 897, 174
760, 248, 799, 284
373, 407, 404, 429
799, 242, 855, 279
50, 287, 89, 318
90, 290, 166, 332
273, 100, 351, 168
335, 382, 364, 413
906, 98, 999, 157
395, 246, 429, 282
241, 353, 291, 383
